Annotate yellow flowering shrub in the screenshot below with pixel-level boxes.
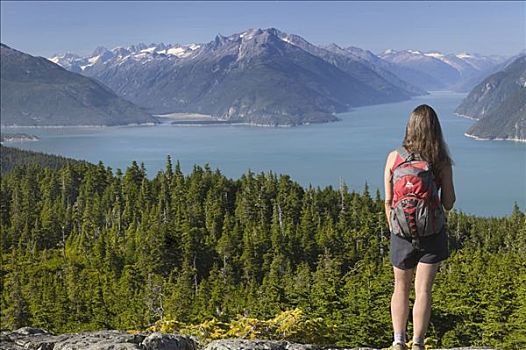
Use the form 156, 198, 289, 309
146, 319, 184, 333
180, 318, 229, 339
141, 307, 333, 344
266, 308, 333, 343
224, 316, 269, 339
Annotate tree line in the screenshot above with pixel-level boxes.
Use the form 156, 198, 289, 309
0, 151, 524, 348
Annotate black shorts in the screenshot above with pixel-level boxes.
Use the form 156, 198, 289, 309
390, 229, 449, 270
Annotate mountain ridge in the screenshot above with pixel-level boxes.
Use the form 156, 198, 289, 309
5, 28, 510, 128
48, 28, 507, 127
379, 48, 506, 91
455, 55, 526, 142
48, 28, 427, 126
0, 44, 157, 127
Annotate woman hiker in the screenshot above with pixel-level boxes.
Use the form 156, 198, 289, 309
384, 104, 456, 350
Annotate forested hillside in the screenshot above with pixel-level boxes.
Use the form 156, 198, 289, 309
455, 55, 526, 141
0, 145, 89, 174
0, 157, 525, 349
0, 44, 156, 127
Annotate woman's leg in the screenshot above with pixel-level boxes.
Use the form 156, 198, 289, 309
392, 266, 414, 342
412, 262, 440, 342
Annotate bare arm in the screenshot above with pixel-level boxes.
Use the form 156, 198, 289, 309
384, 151, 397, 230
439, 164, 456, 210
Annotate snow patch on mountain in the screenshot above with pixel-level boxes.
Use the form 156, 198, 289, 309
88, 55, 101, 64
49, 42, 203, 71
425, 52, 444, 58
457, 52, 473, 59
47, 28, 507, 96
140, 47, 157, 54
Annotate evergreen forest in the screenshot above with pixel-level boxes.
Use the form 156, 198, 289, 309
1, 146, 525, 349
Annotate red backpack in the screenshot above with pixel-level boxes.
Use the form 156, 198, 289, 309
390, 147, 445, 240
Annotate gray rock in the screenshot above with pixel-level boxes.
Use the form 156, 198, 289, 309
1, 327, 56, 350
0, 342, 24, 350
52, 330, 144, 350
203, 339, 320, 350
11, 327, 51, 336
284, 342, 320, 350
0, 330, 144, 350
430, 348, 498, 350
0, 332, 12, 344
142, 332, 197, 350
323, 348, 377, 350
0, 329, 199, 350
0, 328, 500, 350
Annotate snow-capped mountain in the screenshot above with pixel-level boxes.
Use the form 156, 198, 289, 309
49, 42, 201, 73
322, 44, 428, 95
48, 28, 424, 126
47, 28, 507, 125
251, 29, 426, 96
379, 49, 506, 91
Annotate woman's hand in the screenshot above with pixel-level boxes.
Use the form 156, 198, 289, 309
439, 164, 456, 210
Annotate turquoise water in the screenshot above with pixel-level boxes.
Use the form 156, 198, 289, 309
3, 91, 525, 217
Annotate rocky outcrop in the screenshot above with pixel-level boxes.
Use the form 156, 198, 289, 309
0, 327, 196, 350
0, 328, 499, 350
143, 333, 197, 350
203, 339, 321, 350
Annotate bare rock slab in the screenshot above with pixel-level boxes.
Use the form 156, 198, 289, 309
203, 339, 320, 350
0, 328, 197, 350
142, 332, 197, 350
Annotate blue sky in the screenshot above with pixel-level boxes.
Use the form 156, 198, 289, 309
1, 1, 524, 57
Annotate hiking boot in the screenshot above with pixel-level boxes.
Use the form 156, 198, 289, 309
411, 344, 425, 350
392, 343, 408, 350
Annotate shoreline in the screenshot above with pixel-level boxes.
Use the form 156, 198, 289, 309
154, 112, 216, 120
1, 120, 325, 129
167, 121, 305, 128
1, 132, 40, 144
1, 122, 159, 129
454, 112, 480, 121
1, 92, 439, 130
464, 132, 526, 143
155, 113, 298, 127
454, 113, 526, 143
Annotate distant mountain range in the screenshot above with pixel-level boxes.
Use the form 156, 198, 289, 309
379, 49, 506, 91
0, 44, 156, 127
48, 28, 427, 126
2, 27, 512, 127
51, 33, 506, 95
455, 55, 526, 141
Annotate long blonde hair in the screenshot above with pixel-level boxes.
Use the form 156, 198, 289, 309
403, 104, 452, 177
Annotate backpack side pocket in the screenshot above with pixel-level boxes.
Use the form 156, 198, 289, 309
390, 203, 411, 238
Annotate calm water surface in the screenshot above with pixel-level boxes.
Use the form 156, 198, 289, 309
4, 91, 525, 217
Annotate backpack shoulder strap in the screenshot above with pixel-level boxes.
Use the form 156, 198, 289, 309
391, 147, 409, 174
396, 146, 434, 172
396, 146, 412, 161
